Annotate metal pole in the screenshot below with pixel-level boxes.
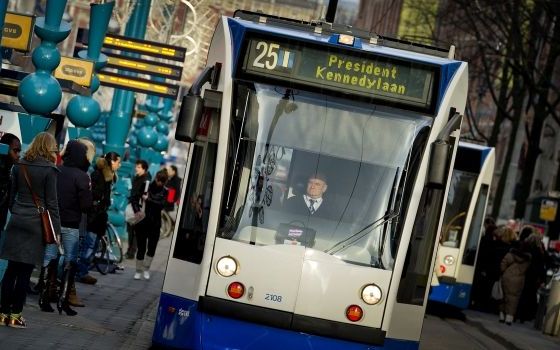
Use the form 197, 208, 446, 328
325, 0, 338, 23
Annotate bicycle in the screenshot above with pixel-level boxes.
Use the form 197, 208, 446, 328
160, 208, 176, 239
94, 223, 124, 275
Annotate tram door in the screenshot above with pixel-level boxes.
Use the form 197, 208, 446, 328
165, 105, 220, 301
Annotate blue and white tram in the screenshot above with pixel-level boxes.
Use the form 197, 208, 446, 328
429, 142, 495, 309
153, 11, 468, 350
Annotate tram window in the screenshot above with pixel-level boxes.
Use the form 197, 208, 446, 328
462, 185, 489, 266
217, 82, 432, 269
440, 171, 477, 248
173, 119, 219, 264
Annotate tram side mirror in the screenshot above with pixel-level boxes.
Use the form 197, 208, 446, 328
175, 94, 204, 143
427, 140, 451, 188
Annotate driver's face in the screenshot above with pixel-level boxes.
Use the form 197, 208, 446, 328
306, 178, 327, 199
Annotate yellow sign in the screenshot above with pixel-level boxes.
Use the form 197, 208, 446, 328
104, 34, 186, 61
54, 57, 94, 87
540, 199, 558, 222
2, 12, 34, 52
97, 72, 178, 98
106, 55, 182, 80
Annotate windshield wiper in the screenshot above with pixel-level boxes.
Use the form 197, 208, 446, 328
375, 168, 401, 268
325, 210, 399, 255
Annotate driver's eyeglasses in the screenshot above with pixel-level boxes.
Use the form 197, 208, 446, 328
12, 148, 21, 153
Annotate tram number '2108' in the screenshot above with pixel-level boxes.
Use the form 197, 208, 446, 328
252, 41, 292, 70
265, 293, 283, 302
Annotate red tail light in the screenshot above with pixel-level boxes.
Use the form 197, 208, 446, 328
346, 305, 363, 322
227, 282, 245, 299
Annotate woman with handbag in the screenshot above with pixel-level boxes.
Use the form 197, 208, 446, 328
0, 132, 61, 328
125, 159, 150, 259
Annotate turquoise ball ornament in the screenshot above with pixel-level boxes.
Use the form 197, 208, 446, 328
153, 134, 169, 152
31, 42, 61, 72
66, 96, 101, 127
18, 72, 62, 115
144, 113, 158, 127
137, 126, 158, 147
156, 121, 169, 134
128, 136, 137, 147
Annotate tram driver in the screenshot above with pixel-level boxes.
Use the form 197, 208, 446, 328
283, 173, 338, 218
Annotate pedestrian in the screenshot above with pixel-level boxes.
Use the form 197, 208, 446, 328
0, 133, 21, 282
125, 159, 150, 259
164, 164, 181, 211
0, 132, 61, 328
40, 140, 92, 315
134, 169, 168, 280
471, 216, 498, 311
77, 151, 121, 285
499, 240, 531, 325
516, 231, 547, 322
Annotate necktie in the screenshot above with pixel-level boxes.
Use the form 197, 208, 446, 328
308, 199, 316, 214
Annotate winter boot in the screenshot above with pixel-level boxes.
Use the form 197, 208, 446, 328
68, 282, 85, 307
134, 259, 143, 280
57, 262, 77, 316
39, 260, 57, 312
143, 256, 153, 280
505, 314, 513, 325
499, 311, 505, 323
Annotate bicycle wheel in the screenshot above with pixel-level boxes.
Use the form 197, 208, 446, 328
160, 212, 173, 239
95, 237, 111, 275
107, 224, 123, 264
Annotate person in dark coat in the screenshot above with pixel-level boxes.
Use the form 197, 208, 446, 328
0, 133, 21, 233
133, 170, 168, 281
516, 232, 547, 322
0, 132, 61, 328
40, 140, 92, 315
77, 152, 120, 285
164, 164, 181, 212
283, 173, 338, 218
499, 241, 531, 325
125, 159, 150, 259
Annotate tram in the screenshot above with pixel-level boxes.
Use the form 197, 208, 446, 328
429, 142, 495, 309
153, 11, 468, 350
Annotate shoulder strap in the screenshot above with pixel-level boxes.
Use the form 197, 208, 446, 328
20, 164, 43, 210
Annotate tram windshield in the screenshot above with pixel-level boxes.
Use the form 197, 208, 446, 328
219, 83, 431, 269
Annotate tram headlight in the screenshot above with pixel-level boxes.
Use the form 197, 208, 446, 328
361, 284, 383, 305
216, 256, 238, 277
443, 255, 455, 265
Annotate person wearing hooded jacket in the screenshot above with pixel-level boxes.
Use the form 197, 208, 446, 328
40, 140, 93, 316
76, 152, 120, 285
499, 241, 532, 325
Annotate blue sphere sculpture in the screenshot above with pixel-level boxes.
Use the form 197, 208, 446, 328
153, 134, 169, 152
67, 96, 101, 127
156, 121, 169, 134
137, 126, 158, 147
18, 72, 62, 115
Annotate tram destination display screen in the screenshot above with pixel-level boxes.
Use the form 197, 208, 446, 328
240, 36, 438, 111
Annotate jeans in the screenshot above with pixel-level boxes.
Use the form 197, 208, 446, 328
0, 230, 6, 282
43, 227, 80, 267
77, 231, 99, 279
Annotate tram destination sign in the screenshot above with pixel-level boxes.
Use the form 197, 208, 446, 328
240, 36, 438, 111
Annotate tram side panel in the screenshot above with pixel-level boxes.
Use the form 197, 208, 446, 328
386, 63, 467, 341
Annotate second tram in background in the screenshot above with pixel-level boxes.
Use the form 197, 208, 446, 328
153, 10, 469, 350
429, 142, 495, 309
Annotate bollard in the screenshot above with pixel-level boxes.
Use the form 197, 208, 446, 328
543, 278, 560, 336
